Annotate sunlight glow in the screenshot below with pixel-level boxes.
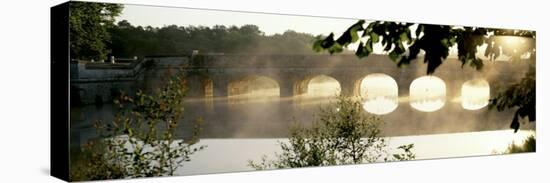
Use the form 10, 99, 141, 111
461, 79, 490, 110
409, 76, 446, 112
360, 73, 399, 115
306, 75, 341, 97
492, 35, 533, 60
499, 35, 526, 49
228, 76, 280, 99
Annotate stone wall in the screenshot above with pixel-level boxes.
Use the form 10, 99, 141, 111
70, 54, 530, 105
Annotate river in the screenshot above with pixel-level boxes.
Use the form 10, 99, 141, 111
70, 88, 535, 175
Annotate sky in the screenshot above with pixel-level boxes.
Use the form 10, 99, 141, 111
116, 4, 394, 53
115, 4, 526, 59
117, 4, 359, 36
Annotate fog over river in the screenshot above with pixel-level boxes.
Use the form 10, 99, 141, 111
70, 74, 535, 175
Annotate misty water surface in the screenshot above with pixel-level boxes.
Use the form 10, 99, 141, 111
69, 77, 535, 175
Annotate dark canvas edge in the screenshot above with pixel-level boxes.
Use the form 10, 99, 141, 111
51, 1, 70, 182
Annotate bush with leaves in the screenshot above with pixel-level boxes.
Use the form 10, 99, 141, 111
69, 140, 126, 181
70, 71, 205, 181
489, 66, 535, 132
504, 135, 536, 154
248, 97, 414, 170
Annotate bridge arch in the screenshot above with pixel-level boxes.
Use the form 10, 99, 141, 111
294, 74, 341, 97
184, 75, 214, 98
355, 73, 399, 115
409, 76, 446, 112
461, 79, 490, 110
227, 75, 280, 99
202, 78, 214, 98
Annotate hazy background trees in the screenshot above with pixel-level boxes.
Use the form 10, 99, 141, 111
69, 2, 321, 60
108, 21, 320, 57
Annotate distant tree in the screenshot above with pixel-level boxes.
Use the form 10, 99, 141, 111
108, 22, 319, 57
313, 21, 536, 132
248, 97, 414, 170
69, 2, 123, 60
256, 30, 319, 54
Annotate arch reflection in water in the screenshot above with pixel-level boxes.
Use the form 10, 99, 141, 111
409, 76, 446, 112
360, 73, 398, 115
461, 79, 490, 110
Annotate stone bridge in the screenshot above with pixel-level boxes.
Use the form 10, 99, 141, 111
70, 54, 529, 105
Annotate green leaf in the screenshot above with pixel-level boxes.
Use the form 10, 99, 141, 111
328, 43, 344, 54
389, 50, 400, 61
399, 32, 409, 43
320, 33, 336, 49
336, 32, 352, 46
336, 20, 365, 46
312, 39, 324, 52
365, 21, 377, 32
355, 42, 371, 58
397, 41, 405, 51
406, 31, 413, 44
370, 32, 379, 43
366, 39, 373, 53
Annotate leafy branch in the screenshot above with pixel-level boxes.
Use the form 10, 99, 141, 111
70, 71, 205, 180
313, 20, 536, 131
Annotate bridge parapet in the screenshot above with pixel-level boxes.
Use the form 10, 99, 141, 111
186, 54, 398, 69
70, 58, 145, 82
71, 54, 531, 105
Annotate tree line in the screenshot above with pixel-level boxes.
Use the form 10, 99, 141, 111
69, 2, 322, 60
108, 20, 322, 58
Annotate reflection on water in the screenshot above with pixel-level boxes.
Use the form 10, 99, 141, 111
175, 130, 535, 175
70, 83, 536, 176
229, 88, 280, 98
71, 93, 531, 142
410, 99, 446, 112
70, 75, 535, 176
360, 73, 398, 115
409, 76, 446, 112
363, 96, 398, 115
461, 79, 490, 110
228, 88, 280, 105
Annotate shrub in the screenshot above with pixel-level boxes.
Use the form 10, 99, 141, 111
70, 71, 205, 181
505, 135, 536, 154
249, 96, 414, 170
